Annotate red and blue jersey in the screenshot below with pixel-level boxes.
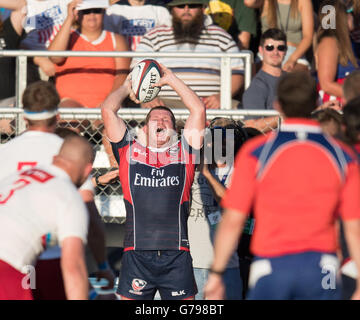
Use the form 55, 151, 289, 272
222, 119, 360, 257
111, 130, 197, 251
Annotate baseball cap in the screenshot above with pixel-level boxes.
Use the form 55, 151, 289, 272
167, 0, 206, 7
76, 0, 109, 11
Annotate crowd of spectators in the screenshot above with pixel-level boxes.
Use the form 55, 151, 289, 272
0, 0, 359, 113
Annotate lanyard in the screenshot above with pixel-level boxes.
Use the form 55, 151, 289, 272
276, 2, 291, 33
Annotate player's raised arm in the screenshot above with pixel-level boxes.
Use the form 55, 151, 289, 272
101, 76, 133, 143
153, 64, 206, 149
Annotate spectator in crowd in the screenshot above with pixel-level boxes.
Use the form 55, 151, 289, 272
338, 70, 360, 300
344, 0, 360, 59
244, 0, 314, 72
315, 0, 359, 106
48, 0, 131, 109
204, 71, 360, 300
0, 135, 94, 300
0, 0, 26, 107
104, 0, 172, 51
21, 0, 74, 81
0, 81, 114, 300
242, 28, 287, 109
343, 69, 360, 103
310, 107, 343, 137
205, 0, 257, 49
101, 64, 205, 300
135, 0, 244, 109
188, 117, 258, 299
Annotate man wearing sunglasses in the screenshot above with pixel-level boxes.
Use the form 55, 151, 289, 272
134, 0, 244, 109
242, 28, 287, 110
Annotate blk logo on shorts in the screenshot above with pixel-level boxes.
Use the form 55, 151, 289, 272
130, 278, 147, 295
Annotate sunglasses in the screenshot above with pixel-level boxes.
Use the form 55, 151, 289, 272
264, 44, 287, 52
175, 4, 203, 9
80, 8, 104, 15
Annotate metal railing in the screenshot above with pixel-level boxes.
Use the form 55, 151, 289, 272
0, 49, 254, 110
0, 108, 279, 223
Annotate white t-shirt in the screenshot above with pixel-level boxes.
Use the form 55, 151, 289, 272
22, 0, 72, 50
0, 164, 88, 273
0, 130, 93, 260
104, 3, 171, 51
188, 167, 239, 269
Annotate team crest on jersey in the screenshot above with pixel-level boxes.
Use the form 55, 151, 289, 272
129, 278, 147, 295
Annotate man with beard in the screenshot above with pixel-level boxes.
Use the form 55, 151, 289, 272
134, 0, 244, 109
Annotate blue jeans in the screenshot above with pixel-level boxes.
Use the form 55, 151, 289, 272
194, 267, 243, 300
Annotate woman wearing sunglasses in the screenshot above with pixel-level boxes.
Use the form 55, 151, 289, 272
245, 0, 314, 73
315, 0, 359, 106
48, 0, 131, 109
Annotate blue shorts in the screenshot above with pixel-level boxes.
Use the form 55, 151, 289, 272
247, 252, 342, 300
117, 250, 197, 300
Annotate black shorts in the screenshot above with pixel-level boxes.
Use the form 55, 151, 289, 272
117, 250, 197, 300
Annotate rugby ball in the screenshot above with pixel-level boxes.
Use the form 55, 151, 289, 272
131, 59, 162, 103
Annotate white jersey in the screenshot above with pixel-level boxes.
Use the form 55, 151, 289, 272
22, 0, 72, 50
0, 130, 93, 260
0, 164, 88, 273
104, 3, 171, 51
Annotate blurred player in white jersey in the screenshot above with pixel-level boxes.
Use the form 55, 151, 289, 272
0, 81, 114, 299
0, 135, 94, 300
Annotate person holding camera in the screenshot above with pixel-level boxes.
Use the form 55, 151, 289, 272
188, 117, 261, 299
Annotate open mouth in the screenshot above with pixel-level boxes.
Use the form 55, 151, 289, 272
156, 128, 164, 133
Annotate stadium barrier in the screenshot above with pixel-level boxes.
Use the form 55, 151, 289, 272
0, 108, 280, 223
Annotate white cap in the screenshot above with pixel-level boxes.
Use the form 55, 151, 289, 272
77, 0, 109, 11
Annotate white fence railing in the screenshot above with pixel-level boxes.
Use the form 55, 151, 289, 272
0, 49, 253, 109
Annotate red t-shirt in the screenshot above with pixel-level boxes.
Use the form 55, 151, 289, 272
222, 118, 360, 257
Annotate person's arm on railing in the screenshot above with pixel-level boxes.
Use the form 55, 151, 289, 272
48, 0, 81, 65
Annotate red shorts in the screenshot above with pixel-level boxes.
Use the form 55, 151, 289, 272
32, 258, 66, 300
0, 260, 33, 300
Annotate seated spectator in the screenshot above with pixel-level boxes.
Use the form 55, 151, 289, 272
242, 28, 287, 109
48, 0, 131, 108
135, 0, 244, 109
21, 0, 74, 81
204, 0, 257, 49
315, 0, 359, 106
104, 0, 172, 51
244, 0, 314, 72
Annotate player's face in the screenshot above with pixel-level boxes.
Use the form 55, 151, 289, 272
260, 39, 287, 68
145, 109, 176, 147
172, 4, 204, 25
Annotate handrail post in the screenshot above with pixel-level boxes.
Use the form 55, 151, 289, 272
220, 56, 232, 110
15, 55, 27, 134
243, 50, 253, 90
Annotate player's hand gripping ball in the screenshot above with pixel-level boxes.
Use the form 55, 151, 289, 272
131, 59, 162, 103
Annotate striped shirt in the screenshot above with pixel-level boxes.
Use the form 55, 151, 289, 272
135, 22, 244, 99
